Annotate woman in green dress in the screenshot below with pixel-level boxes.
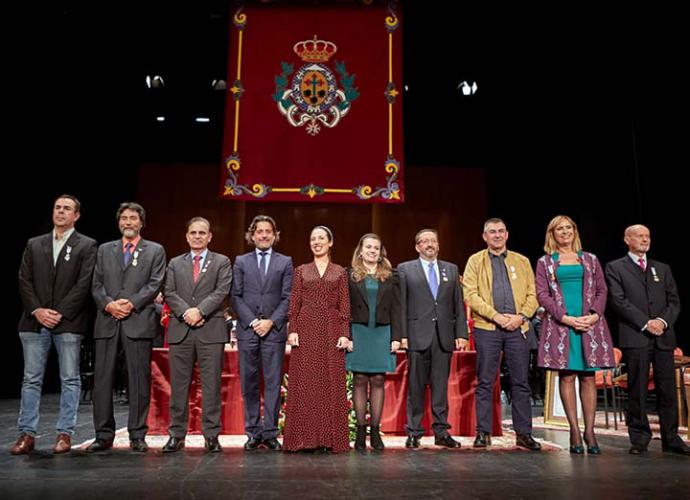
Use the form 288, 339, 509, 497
346, 234, 401, 451
536, 216, 614, 455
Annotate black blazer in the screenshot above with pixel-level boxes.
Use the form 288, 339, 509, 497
18, 230, 98, 334
349, 270, 402, 341
605, 255, 681, 350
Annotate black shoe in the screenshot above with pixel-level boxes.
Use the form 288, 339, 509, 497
516, 434, 542, 451
473, 432, 491, 448
85, 438, 113, 453
244, 437, 261, 451
661, 441, 690, 455
354, 425, 367, 451
405, 435, 420, 449
434, 435, 461, 448
129, 438, 149, 453
205, 436, 222, 453
569, 445, 585, 454
162, 436, 185, 453
629, 444, 647, 455
262, 437, 282, 451
370, 425, 384, 451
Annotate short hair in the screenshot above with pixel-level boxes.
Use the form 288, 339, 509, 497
543, 215, 582, 254
54, 194, 81, 213
186, 216, 211, 232
414, 228, 438, 244
116, 202, 146, 227
483, 217, 506, 232
245, 215, 280, 245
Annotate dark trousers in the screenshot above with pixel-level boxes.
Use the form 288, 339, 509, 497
238, 338, 286, 439
168, 334, 225, 439
93, 330, 152, 441
405, 330, 452, 438
623, 346, 682, 447
474, 327, 532, 435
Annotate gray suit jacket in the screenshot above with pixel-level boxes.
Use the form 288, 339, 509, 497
398, 259, 467, 352
230, 250, 293, 343
92, 238, 166, 339
165, 251, 233, 344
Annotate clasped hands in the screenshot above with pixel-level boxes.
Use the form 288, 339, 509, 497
561, 313, 599, 332
105, 299, 134, 320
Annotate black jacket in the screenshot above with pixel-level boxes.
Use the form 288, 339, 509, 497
348, 270, 402, 341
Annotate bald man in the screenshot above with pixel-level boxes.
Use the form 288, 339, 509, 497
605, 225, 689, 455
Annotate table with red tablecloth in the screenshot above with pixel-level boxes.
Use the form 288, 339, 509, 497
147, 348, 502, 437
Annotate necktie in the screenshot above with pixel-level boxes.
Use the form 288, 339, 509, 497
123, 242, 133, 267
639, 257, 646, 272
428, 262, 438, 299
259, 251, 268, 280
193, 255, 201, 282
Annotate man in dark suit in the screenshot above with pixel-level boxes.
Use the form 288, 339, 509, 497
11, 195, 97, 455
162, 217, 232, 453
87, 202, 166, 453
231, 215, 292, 450
399, 229, 468, 448
605, 224, 689, 455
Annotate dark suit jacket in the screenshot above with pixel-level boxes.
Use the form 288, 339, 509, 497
605, 255, 681, 350
230, 250, 293, 343
165, 251, 233, 344
349, 270, 402, 341
91, 238, 166, 339
18, 231, 97, 334
398, 259, 467, 352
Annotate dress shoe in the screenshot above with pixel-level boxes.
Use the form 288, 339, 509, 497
10, 433, 35, 455
370, 425, 384, 451
584, 436, 600, 455
53, 433, 71, 454
473, 432, 491, 448
516, 433, 542, 451
262, 437, 282, 451
162, 436, 185, 453
434, 435, 461, 448
629, 444, 647, 455
85, 438, 113, 453
405, 435, 420, 449
661, 441, 690, 456
354, 425, 367, 451
130, 438, 149, 453
569, 445, 585, 455
244, 437, 261, 450
205, 436, 222, 453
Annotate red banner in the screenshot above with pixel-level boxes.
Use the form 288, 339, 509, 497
219, 2, 404, 203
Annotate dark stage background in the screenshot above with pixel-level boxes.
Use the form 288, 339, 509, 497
5, 2, 687, 397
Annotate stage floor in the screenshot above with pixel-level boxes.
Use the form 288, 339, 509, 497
1, 395, 688, 499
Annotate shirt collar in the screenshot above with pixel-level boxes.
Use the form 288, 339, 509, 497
255, 247, 273, 257
628, 252, 647, 265
190, 249, 209, 261
123, 235, 141, 251
53, 227, 75, 242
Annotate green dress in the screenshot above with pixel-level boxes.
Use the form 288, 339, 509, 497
556, 261, 594, 371
346, 276, 396, 373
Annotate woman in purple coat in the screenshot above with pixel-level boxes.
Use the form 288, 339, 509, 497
536, 215, 614, 454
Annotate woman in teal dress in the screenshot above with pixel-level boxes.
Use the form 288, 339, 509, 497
346, 233, 401, 451
536, 216, 613, 455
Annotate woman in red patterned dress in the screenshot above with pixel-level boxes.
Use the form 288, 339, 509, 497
283, 226, 351, 452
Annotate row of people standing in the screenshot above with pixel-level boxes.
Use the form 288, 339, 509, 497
11, 195, 688, 457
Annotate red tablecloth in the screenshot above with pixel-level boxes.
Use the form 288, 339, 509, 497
147, 348, 502, 436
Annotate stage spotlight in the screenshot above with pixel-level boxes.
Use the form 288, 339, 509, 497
212, 79, 227, 90
457, 80, 478, 96
146, 75, 165, 89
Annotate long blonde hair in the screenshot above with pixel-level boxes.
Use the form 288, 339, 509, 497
350, 233, 393, 282
543, 215, 583, 254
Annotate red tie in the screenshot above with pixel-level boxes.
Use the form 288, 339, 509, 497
193, 255, 201, 282
638, 257, 646, 271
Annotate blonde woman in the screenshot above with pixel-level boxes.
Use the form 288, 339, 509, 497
347, 233, 401, 451
536, 215, 614, 454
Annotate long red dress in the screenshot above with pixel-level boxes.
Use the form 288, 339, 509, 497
283, 262, 351, 452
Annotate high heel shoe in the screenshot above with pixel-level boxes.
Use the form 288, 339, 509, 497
569, 444, 585, 454
584, 436, 601, 455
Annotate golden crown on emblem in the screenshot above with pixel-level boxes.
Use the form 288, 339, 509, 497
293, 35, 338, 63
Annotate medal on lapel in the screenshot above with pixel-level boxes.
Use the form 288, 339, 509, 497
64, 245, 72, 262
132, 249, 140, 267
510, 265, 517, 280
202, 258, 211, 274
651, 266, 659, 282
441, 267, 448, 282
